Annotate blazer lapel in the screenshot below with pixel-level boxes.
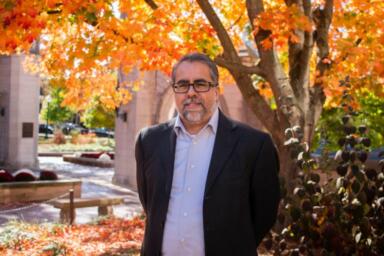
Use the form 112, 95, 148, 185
204, 112, 238, 195
163, 119, 177, 197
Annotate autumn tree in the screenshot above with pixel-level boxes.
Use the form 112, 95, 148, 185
1, 0, 383, 181
81, 98, 116, 129
40, 87, 75, 125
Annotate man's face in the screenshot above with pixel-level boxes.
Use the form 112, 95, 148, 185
173, 61, 219, 131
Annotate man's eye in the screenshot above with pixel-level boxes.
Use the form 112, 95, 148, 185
195, 81, 209, 87
175, 82, 189, 88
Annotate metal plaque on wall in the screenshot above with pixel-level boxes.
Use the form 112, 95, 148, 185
22, 122, 34, 138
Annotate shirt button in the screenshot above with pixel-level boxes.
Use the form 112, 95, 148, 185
183, 212, 188, 216
190, 164, 195, 169
187, 187, 191, 192
192, 140, 197, 145
180, 238, 185, 243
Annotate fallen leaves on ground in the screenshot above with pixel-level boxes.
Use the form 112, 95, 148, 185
0, 216, 144, 256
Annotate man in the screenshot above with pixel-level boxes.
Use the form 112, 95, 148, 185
135, 53, 280, 256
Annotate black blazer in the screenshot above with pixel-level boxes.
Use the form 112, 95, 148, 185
135, 111, 280, 256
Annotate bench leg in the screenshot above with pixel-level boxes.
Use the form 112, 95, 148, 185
98, 206, 113, 216
60, 209, 71, 224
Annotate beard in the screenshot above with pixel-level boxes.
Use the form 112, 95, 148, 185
181, 96, 216, 123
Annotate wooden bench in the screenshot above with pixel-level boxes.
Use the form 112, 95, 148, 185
51, 197, 124, 223
0, 179, 81, 204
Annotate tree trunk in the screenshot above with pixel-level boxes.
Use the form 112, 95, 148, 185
277, 140, 298, 192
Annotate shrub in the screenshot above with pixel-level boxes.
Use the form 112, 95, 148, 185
77, 133, 96, 144
39, 170, 58, 181
0, 169, 14, 182
71, 131, 95, 145
70, 129, 80, 144
53, 130, 66, 144
13, 169, 37, 182
267, 79, 384, 255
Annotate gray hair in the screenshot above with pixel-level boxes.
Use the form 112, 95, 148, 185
171, 53, 219, 84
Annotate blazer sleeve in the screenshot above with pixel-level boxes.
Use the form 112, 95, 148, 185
251, 134, 281, 246
135, 131, 147, 214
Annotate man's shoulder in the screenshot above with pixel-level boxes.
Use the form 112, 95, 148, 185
138, 118, 175, 140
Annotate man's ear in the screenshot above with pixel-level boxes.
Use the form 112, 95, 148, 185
215, 86, 220, 98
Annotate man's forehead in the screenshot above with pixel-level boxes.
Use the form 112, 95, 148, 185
174, 61, 211, 76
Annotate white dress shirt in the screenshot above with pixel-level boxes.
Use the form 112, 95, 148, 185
161, 109, 219, 256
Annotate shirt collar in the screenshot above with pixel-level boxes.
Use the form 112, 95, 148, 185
174, 108, 219, 137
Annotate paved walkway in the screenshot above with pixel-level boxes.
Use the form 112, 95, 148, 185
0, 157, 142, 225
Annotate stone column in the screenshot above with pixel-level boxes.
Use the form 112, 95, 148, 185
0, 55, 40, 170
113, 70, 169, 189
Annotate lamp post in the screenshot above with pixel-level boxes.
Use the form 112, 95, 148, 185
45, 95, 52, 139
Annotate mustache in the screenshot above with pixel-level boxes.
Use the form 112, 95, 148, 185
183, 97, 203, 106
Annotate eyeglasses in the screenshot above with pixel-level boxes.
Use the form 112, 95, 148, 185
172, 80, 218, 93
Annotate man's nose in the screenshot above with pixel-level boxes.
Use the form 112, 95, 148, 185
186, 84, 197, 95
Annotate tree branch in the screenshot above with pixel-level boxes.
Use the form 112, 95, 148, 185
246, 0, 297, 128
304, 0, 333, 143
228, 13, 243, 31
144, 0, 158, 10
228, 68, 286, 143
196, 0, 240, 61
313, 0, 333, 80
195, 0, 286, 134
288, 0, 314, 101
214, 56, 265, 77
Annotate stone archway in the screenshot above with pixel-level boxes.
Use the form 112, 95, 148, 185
157, 85, 176, 124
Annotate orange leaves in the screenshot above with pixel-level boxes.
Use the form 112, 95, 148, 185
0, 217, 144, 256
257, 82, 274, 99
1, 0, 224, 109
0, 0, 46, 54
261, 38, 273, 50
253, 4, 312, 50
373, 61, 384, 77
2, 0, 381, 110
321, 0, 384, 102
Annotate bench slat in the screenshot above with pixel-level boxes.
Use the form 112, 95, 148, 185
52, 197, 124, 209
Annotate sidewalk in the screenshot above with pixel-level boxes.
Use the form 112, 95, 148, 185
0, 157, 142, 226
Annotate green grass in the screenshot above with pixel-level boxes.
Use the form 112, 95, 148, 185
38, 137, 115, 153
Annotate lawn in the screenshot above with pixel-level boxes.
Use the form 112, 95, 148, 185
38, 136, 115, 153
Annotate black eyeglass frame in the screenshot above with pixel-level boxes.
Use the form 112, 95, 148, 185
171, 80, 218, 93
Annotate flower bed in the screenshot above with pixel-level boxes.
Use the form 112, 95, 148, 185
0, 216, 144, 255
